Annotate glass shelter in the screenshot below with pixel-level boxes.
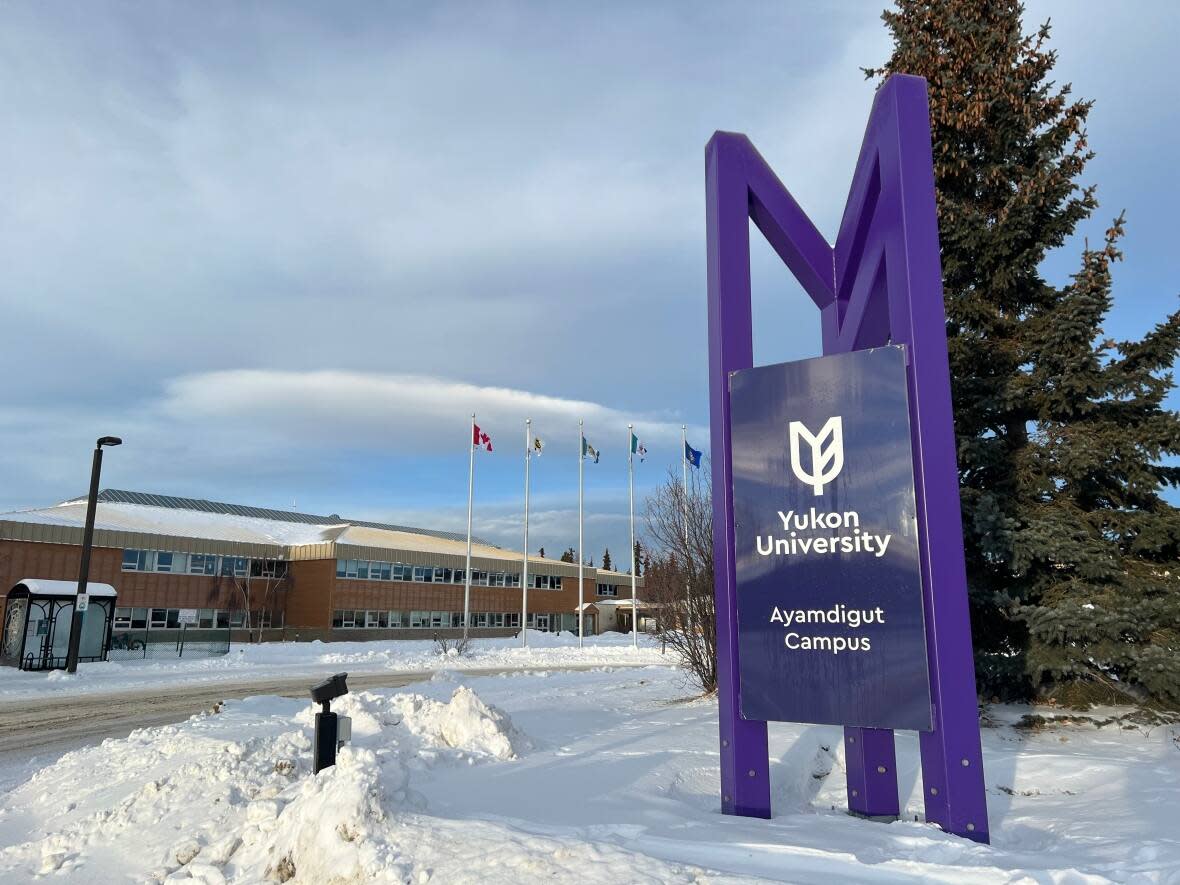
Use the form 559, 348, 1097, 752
1, 579, 117, 671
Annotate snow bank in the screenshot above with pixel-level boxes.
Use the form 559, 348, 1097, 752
389, 685, 531, 760
3, 668, 1177, 882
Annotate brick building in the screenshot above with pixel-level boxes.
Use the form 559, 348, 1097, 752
0, 490, 642, 643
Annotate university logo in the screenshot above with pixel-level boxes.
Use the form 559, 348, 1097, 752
788, 416, 844, 496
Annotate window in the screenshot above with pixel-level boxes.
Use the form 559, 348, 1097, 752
221, 557, 247, 578
452, 569, 465, 584
507, 573, 521, 587
121, 549, 147, 571
508, 613, 520, 628
165, 609, 180, 629
532, 574, 562, 590
377, 611, 389, 628
216, 611, 230, 628
336, 559, 347, 578
356, 561, 370, 580
150, 609, 168, 628
410, 611, 430, 628
451, 612, 463, 628
114, 607, 132, 628
199, 609, 214, 628
154, 552, 174, 573
431, 611, 447, 628
489, 572, 505, 587
229, 610, 246, 628
190, 554, 217, 575
332, 610, 344, 628
366, 611, 380, 628
597, 583, 619, 597
373, 562, 392, 581
389, 611, 405, 628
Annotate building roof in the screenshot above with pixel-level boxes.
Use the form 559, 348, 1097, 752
71, 489, 482, 545
0, 490, 642, 583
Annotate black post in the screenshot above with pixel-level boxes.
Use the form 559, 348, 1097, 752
65, 436, 120, 673
313, 702, 338, 774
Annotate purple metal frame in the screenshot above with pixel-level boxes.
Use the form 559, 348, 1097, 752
705, 74, 989, 843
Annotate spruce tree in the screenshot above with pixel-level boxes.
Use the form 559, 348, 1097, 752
602, 548, 613, 571
868, 0, 1180, 704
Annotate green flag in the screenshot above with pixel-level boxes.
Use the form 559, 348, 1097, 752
582, 436, 600, 463
629, 431, 647, 461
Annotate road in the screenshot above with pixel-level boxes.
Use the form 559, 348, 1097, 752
0, 663, 641, 762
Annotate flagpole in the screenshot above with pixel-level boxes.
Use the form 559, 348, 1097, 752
463, 413, 475, 643
628, 423, 638, 649
577, 419, 586, 648
522, 418, 531, 648
682, 424, 691, 634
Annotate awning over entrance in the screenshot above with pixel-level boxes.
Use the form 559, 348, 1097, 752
12, 579, 117, 597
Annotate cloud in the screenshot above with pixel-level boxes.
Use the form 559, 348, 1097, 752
160, 369, 705, 453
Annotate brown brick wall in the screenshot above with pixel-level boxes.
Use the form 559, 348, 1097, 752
1, 540, 260, 619
1, 539, 639, 633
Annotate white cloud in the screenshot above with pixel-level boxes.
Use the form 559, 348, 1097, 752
160, 369, 704, 453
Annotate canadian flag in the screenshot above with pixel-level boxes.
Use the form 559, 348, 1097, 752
473, 424, 493, 452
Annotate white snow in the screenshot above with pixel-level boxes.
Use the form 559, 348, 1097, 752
0, 666, 1175, 882
0, 632, 666, 700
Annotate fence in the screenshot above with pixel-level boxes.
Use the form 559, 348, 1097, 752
106, 627, 231, 662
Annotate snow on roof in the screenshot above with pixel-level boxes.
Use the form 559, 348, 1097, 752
14, 579, 117, 597
1, 500, 337, 547
0, 494, 586, 574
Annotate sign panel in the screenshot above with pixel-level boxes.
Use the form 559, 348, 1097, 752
729, 346, 932, 730
75, 594, 89, 612
177, 609, 199, 626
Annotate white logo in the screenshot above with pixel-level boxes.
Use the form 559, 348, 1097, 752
789, 416, 844, 496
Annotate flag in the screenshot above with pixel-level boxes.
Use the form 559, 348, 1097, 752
582, 436, 599, 463
473, 424, 493, 452
684, 441, 702, 468
532, 436, 544, 457
630, 430, 647, 461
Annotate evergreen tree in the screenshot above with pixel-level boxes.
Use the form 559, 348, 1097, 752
868, 0, 1180, 704
559, 547, 576, 564
602, 548, 613, 571
633, 541, 644, 577
538, 546, 545, 559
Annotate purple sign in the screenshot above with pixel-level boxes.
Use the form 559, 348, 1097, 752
706, 75, 990, 841
730, 346, 931, 730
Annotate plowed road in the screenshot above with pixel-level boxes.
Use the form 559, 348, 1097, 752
0, 664, 646, 760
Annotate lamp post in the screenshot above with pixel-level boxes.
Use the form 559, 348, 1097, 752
65, 436, 121, 673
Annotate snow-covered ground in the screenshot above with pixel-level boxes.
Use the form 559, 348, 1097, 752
0, 665, 1176, 883
0, 632, 666, 700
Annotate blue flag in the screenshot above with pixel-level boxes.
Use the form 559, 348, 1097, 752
684, 441, 702, 468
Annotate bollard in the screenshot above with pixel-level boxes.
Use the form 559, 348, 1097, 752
310, 672, 349, 774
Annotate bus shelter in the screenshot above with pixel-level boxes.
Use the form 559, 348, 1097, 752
1, 579, 117, 671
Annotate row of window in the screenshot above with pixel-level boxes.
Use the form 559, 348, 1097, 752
121, 550, 288, 579
596, 583, 619, 597
335, 559, 563, 590
112, 607, 278, 630
331, 609, 526, 629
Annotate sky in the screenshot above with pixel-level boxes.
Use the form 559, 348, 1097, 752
1, 1, 1177, 561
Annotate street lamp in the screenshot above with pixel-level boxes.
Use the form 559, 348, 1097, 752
65, 436, 122, 673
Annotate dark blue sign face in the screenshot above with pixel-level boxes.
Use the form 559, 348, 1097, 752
729, 346, 932, 731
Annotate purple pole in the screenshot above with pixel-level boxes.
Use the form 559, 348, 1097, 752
704, 74, 989, 842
